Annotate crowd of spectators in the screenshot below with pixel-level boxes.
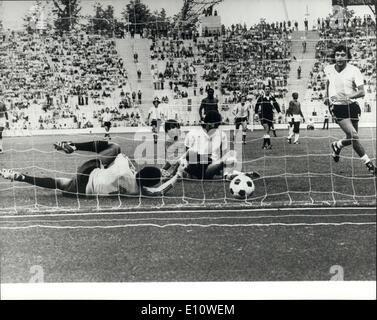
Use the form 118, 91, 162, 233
0, 29, 147, 130
220, 21, 291, 98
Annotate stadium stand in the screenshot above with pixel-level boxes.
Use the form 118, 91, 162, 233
0, 14, 375, 131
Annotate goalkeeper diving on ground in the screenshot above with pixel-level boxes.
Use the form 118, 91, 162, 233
0, 140, 186, 197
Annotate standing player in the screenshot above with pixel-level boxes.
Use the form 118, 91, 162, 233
325, 44, 376, 176
0, 140, 185, 197
232, 96, 251, 144
147, 97, 165, 144
0, 98, 9, 154
286, 92, 305, 144
199, 88, 219, 122
255, 87, 282, 149
102, 107, 113, 140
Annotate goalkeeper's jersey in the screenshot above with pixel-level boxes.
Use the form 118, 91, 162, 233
86, 153, 139, 195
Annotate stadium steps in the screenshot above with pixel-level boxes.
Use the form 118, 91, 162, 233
115, 37, 154, 119
286, 30, 320, 118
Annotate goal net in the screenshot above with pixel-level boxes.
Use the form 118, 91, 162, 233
0, 3, 376, 214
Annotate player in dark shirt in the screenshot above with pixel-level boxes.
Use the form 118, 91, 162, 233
286, 92, 305, 144
254, 87, 282, 149
199, 88, 219, 122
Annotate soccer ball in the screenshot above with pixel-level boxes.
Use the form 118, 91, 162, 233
229, 174, 255, 199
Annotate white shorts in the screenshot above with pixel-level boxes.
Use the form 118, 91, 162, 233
0, 118, 6, 129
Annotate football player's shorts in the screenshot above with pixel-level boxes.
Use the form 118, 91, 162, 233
62, 159, 101, 197
151, 119, 161, 133
293, 121, 300, 133
235, 117, 248, 129
0, 118, 6, 129
104, 121, 111, 129
185, 153, 213, 179
330, 102, 361, 122
261, 118, 274, 129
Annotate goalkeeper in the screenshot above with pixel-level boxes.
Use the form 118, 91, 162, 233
0, 140, 186, 197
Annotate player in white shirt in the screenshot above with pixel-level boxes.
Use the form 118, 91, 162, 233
232, 96, 251, 144
182, 111, 260, 180
0, 97, 9, 153
102, 107, 113, 140
147, 97, 165, 144
0, 140, 186, 197
324, 45, 376, 176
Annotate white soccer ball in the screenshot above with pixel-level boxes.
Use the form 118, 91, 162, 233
229, 174, 255, 199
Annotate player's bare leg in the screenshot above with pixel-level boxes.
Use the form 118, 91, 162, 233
287, 123, 294, 144
152, 127, 158, 144
242, 122, 247, 145
293, 122, 300, 144
0, 127, 4, 153
333, 118, 376, 176
262, 123, 271, 149
271, 123, 277, 137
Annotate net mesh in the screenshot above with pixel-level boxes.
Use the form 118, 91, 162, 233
0, 2, 376, 214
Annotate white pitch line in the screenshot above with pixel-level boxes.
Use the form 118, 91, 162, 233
0, 206, 375, 220
0, 213, 375, 225
0, 221, 375, 230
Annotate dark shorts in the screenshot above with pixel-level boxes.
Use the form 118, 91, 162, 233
293, 121, 300, 133
104, 121, 111, 129
186, 154, 213, 179
330, 102, 361, 121
235, 117, 248, 129
261, 119, 274, 129
151, 119, 161, 127
62, 159, 101, 197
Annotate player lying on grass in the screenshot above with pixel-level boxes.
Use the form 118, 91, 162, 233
170, 111, 261, 181
0, 140, 186, 197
